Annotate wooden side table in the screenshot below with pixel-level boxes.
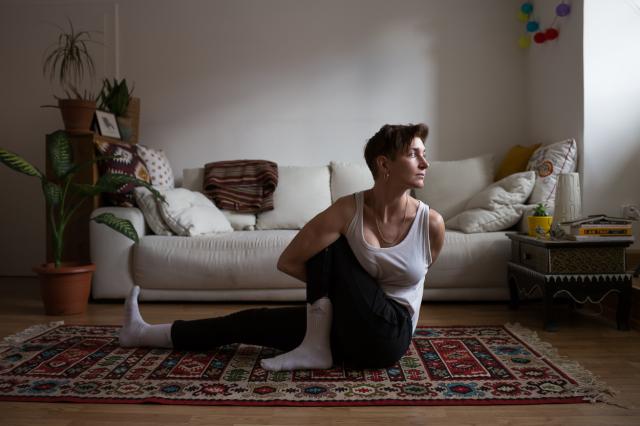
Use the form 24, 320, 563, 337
507, 233, 633, 331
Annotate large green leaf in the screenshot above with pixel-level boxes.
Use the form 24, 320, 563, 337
70, 182, 102, 197
42, 181, 62, 206
0, 149, 42, 178
91, 213, 139, 243
98, 173, 166, 204
47, 130, 73, 178
96, 172, 138, 192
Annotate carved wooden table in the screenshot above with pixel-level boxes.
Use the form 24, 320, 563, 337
507, 233, 633, 331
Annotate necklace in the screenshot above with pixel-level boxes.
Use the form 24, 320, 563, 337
375, 195, 409, 246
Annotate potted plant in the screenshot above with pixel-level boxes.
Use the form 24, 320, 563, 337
0, 130, 164, 315
42, 19, 100, 133
99, 78, 138, 142
528, 203, 553, 238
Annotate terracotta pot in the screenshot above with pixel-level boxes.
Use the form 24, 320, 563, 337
33, 262, 96, 315
58, 99, 97, 133
528, 216, 553, 238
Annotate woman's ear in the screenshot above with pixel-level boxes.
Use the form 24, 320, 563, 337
376, 155, 389, 176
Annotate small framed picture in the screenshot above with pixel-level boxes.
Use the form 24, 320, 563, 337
95, 110, 121, 139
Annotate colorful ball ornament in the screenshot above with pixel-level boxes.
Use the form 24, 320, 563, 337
521, 3, 534, 14
556, 3, 571, 17
526, 21, 540, 32
545, 28, 559, 40
517, 1, 571, 47
518, 35, 531, 49
518, 11, 529, 22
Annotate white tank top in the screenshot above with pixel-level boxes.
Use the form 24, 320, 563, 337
344, 191, 432, 333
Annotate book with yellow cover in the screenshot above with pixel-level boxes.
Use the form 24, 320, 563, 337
565, 234, 634, 242
576, 228, 633, 236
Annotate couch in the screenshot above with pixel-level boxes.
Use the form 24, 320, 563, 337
90, 140, 578, 302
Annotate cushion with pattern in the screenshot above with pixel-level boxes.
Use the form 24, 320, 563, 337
94, 139, 151, 206
136, 144, 175, 188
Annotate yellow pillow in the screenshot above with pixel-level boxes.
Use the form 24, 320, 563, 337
494, 143, 541, 181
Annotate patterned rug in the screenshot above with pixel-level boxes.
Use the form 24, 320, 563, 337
0, 323, 614, 406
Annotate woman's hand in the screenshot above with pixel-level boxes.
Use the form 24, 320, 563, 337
277, 196, 355, 282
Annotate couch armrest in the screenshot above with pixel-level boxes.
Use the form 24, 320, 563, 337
90, 207, 146, 299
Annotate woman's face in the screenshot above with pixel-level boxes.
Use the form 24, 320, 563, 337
388, 136, 429, 188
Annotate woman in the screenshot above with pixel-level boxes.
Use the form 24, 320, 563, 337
119, 123, 445, 371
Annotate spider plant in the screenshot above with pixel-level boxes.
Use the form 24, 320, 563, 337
42, 18, 100, 100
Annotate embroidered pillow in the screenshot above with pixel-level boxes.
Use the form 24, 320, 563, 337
94, 139, 151, 207
526, 139, 577, 205
136, 145, 175, 189
134, 187, 173, 236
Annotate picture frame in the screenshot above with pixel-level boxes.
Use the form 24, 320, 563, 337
95, 110, 121, 139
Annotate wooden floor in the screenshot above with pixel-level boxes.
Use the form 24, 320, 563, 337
1, 276, 639, 426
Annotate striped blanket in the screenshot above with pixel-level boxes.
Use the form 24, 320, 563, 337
203, 160, 278, 213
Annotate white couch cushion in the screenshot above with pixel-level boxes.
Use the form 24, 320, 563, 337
133, 187, 173, 236
414, 155, 494, 220
446, 171, 536, 233
182, 167, 256, 231
158, 188, 233, 236
426, 230, 510, 291
134, 230, 302, 290
182, 167, 205, 192
256, 166, 331, 230
329, 161, 374, 202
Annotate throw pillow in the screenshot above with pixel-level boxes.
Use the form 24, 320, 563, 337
256, 166, 331, 230
133, 187, 173, 236
494, 143, 541, 181
182, 167, 205, 192
222, 210, 256, 231
414, 154, 494, 221
94, 139, 151, 207
182, 167, 257, 230
329, 161, 374, 202
526, 139, 577, 205
158, 188, 233, 236
446, 171, 536, 233
136, 145, 175, 188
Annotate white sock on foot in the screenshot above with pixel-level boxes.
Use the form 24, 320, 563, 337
119, 286, 173, 348
260, 297, 333, 371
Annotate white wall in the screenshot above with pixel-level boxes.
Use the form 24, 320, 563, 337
583, 0, 640, 248
526, 0, 583, 167
0, 0, 526, 275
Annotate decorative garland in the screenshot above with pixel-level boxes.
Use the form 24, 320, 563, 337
518, 1, 571, 48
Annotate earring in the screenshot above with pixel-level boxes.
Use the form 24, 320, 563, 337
385, 172, 390, 181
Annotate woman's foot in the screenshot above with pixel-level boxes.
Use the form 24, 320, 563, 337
260, 298, 333, 371
118, 286, 172, 348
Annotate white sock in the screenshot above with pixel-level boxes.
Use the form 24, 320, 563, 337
260, 297, 333, 371
119, 286, 173, 348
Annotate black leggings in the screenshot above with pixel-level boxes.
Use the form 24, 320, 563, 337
171, 236, 413, 368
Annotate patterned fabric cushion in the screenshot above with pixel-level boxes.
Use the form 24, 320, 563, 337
136, 145, 175, 188
94, 139, 151, 207
526, 139, 577, 206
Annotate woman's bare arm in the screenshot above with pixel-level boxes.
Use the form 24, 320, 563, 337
428, 208, 445, 265
277, 196, 355, 282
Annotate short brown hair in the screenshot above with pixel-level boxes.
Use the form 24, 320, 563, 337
364, 123, 429, 178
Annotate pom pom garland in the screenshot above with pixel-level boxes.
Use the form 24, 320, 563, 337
517, 1, 571, 48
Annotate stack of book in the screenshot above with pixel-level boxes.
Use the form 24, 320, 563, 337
560, 215, 635, 242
